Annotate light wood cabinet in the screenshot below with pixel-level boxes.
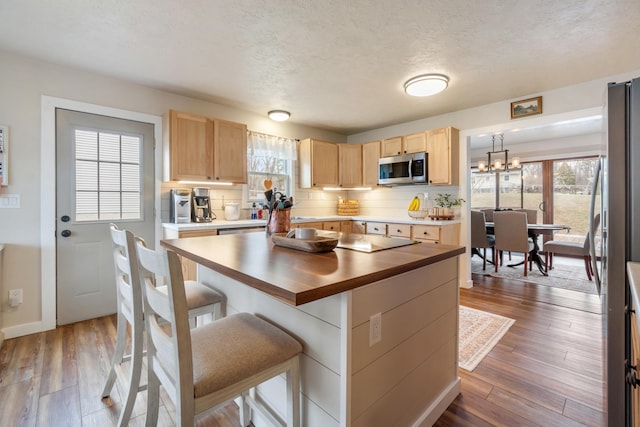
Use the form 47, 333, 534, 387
351, 220, 366, 234
214, 119, 247, 183
412, 223, 460, 245
362, 140, 381, 187
323, 221, 341, 232
381, 136, 403, 157
162, 228, 219, 280
381, 132, 426, 157
338, 144, 363, 187
426, 127, 459, 185
165, 110, 248, 183
403, 132, 427, 154
292, 221, 324, 230
168, 110, 214, 181
299, 138, 339, 188
366, 222, 387, 235
388, 223, 412, 239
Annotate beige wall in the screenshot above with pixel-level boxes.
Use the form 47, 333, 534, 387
0, 49, 344, 334
1, 45, 639, 337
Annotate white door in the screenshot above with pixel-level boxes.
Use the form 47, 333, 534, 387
56, 109, 155, 325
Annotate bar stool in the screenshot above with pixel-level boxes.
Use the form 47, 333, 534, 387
101, 224, 225, 426
135, 238, 302, 426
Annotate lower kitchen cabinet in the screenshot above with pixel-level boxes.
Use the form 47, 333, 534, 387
364, 221, 460, 245
351, 220, 366, 234
412, 223, 460, 245
163, 228, 218, 280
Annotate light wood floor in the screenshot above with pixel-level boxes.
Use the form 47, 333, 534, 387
0, 270, 604, 426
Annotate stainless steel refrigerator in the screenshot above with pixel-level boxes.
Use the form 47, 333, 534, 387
607, 77, 640, 426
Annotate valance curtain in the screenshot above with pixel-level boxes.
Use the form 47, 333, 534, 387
247, 131, 297, 161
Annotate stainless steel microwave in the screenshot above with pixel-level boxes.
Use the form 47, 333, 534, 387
378, 152, 428, 185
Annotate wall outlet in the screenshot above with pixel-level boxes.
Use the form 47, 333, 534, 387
9, 289, 23, 307
369, 312, 382, 346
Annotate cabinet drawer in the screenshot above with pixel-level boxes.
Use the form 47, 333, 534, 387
178, 229, 219, 238
366, 222, 387, 235
388, 223, 411, 238
412, 225, 441, 242
293, 222, 324, 230
323, 221, 341, 231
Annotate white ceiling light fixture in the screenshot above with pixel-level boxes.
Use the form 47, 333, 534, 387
268, 110, 291, 121
404, 74, 449, 97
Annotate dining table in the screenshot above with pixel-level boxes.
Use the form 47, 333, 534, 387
485, 222, 571, 276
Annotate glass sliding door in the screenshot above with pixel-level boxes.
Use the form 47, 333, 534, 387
552, 157, 600, 246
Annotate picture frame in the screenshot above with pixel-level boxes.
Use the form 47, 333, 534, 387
510, 96, 543, 119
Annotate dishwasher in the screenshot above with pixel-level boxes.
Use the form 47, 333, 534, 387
217, 226, 265, 235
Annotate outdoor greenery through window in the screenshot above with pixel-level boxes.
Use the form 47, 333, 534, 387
471, 156, 600, 246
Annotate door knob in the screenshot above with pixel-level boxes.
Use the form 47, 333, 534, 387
61, 215, 70, 222
61, 230, 71, 237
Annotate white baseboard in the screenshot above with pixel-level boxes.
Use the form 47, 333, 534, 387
412, 378, 461, 427
2, 320, 53, 339
460, 278, 474, 289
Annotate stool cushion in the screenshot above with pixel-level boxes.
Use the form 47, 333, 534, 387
543, 241, 586, 256
158, 281, 223, 310
191, 312, 303, 398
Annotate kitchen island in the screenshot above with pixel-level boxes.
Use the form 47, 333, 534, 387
162, 232, 464, 427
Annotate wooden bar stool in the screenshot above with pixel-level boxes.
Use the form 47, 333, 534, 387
101, 224, 225, 426
135, 238, 302, 426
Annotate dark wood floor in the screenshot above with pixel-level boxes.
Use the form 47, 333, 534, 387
0, 271, 604, 426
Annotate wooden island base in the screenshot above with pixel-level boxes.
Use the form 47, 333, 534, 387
162, 233, 463, 426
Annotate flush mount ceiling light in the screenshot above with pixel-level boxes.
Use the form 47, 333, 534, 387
404, 74, 449, 97
268, 110, 291, 121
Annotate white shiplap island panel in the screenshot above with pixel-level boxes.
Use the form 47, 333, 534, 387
163, 233, 463, 426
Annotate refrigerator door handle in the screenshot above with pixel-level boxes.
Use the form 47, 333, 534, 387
589, 155, 603, 292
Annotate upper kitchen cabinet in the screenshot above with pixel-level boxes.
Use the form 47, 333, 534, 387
381, 132, 427, 156
214, 119, 247, 183
426, 126, 459, 185
167, 110, 214, 181
339, 143, 363, 188
165, 110, 247, 183
299, 138, 339, 188
362, 140, 381, 187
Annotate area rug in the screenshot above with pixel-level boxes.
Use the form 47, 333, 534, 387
471, 255, 598, 295
459, 306, 515, 372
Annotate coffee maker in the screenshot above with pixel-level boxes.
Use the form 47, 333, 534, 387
170, 188, 192, 224
192, 187, 215, 222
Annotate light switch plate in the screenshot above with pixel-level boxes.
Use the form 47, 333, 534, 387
0, 194, 20, 208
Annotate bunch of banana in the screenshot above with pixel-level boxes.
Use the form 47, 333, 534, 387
408, 196, 421, 211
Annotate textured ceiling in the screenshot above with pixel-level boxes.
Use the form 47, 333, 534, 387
1, 0, 639, 135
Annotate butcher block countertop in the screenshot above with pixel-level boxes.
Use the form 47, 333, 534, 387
161, 232, 464, 306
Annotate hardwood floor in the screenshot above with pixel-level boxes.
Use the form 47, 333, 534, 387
0, 271, 604, 426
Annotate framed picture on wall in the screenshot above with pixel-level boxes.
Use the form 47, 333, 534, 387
511, 96, 543, 119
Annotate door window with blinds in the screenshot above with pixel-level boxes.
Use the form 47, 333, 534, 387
74, 129, 142, 221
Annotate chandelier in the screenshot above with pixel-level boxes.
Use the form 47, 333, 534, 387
477, 133, 520, 172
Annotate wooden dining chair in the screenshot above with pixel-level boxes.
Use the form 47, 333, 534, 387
101, 224, 225, 426
471, 210, 495, 271
543, 213, 600, 280
493, 211, 534, 277
135, 238, 303, 426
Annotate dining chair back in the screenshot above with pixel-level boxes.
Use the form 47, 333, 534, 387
517, 209, 538, 224
471, 210, 495, 271
480, 208, 495, 222
543, 213, 601, 280
135, 239, 303, 426
493, 211, 534, 276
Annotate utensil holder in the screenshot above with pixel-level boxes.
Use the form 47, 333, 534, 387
266, 208, 291, 235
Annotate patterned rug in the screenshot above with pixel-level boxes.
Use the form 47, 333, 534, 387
471, 255, 598, 295
459, 306, 515, 371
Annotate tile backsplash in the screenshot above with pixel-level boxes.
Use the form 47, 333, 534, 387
160, 181, 460, 222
